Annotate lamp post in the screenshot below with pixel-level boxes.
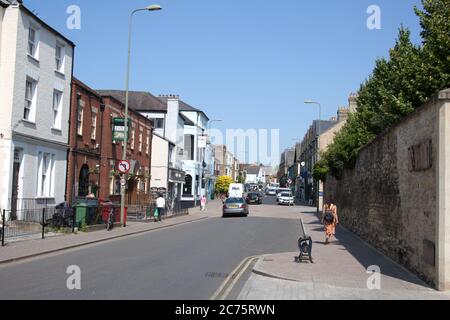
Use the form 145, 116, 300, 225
120, 4, 162, 227
304, 100, 322, 214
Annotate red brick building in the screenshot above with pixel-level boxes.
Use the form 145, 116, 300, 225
66, 78, 153, 205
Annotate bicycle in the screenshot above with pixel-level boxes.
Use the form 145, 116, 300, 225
106, 207, 114, 231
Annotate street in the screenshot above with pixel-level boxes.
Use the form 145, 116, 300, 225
0, 196, 301, 300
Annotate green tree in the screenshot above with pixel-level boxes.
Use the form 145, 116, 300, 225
236, 175, 245, 184
215, 176, 233, 195
322, 0, 450, 179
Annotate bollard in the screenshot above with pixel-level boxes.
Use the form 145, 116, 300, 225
42, 208, 45, 239
72, 205, 76, 233
1, 209, 5, 246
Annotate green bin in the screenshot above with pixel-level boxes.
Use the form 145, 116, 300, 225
75, 203, 87, 228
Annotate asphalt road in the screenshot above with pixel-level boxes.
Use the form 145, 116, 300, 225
0, 196, 300, 300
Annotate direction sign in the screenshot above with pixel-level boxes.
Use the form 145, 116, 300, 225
117, 160, 131, 174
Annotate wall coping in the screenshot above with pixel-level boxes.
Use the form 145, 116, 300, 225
359, 88, 450, 154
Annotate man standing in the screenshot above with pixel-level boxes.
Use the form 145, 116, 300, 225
155, 194, 165, 222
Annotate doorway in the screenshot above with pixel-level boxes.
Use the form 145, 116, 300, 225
10, 149, 21, 221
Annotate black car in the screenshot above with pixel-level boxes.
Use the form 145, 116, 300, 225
246, 192, 262, 205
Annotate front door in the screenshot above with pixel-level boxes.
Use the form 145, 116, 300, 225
10, 154, 21, 221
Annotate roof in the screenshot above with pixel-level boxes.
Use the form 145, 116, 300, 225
97, 90, 167, 112
314, 120, 338, 135
17, 2, 75, 47
179, 113, 195, 126
179, 100, 210, 121
246, 166, 261, 175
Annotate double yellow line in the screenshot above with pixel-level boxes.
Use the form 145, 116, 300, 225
210, 255, 259, 300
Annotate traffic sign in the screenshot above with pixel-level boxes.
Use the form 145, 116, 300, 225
120, 178, 127, 186
117, 160, 131, 174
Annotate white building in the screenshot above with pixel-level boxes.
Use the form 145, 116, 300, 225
245, 166, 264, 184
179, 100, 210, 205
0, 0, 74, 218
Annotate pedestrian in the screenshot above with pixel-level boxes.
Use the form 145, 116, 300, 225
200, 195, 206, 212
322, 203, 339, 244
155, 194, 165, 222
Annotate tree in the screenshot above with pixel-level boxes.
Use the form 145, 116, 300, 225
321, 0, 450, 179
236, 175, 245, 184
215, 176, 233, 195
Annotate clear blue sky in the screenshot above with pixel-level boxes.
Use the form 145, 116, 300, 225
24, 0, 424, 165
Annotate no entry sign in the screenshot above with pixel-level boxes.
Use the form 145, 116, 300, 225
117, 160, 131, 174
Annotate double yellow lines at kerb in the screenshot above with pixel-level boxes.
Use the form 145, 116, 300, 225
210, 255, 259, 300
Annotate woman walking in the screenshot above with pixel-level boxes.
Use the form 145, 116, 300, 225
322, 203, 339, 244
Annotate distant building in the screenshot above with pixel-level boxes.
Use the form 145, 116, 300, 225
296, 94, 357, 206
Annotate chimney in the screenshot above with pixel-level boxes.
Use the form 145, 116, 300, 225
348, 93, 358, 113
337, 107, 349, 122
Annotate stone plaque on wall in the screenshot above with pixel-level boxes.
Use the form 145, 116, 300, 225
408, 140, 432, 172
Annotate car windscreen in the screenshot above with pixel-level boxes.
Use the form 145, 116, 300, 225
248, 193, 258, 198
226, 198, 244, 204
280, 193, 291, 197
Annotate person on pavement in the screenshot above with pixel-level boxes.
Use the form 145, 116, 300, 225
155, 194, 165, 222
322, 203, 339, 244
200, 195, 206, 212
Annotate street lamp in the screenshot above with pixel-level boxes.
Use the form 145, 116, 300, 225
304, 100, 322, 214
120, 4, 162, 227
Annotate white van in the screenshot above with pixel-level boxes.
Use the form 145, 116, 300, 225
228, 183, 244, 198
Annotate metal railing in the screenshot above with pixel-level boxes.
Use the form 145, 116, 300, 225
1, 207, 55, 246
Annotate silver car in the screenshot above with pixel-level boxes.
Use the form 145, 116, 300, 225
222, 197, 249, 217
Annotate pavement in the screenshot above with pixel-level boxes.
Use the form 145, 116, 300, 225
0, 204, 215, 265
236, 199, 450, 300
2, 196, 449, 300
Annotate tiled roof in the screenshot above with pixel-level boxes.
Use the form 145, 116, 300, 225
97, 90, 167, 112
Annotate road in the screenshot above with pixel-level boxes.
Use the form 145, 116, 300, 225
0, 195, 305, 300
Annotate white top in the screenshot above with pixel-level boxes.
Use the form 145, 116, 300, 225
156, 197, 165, 208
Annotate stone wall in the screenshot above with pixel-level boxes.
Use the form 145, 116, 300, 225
324, 91, 450, 288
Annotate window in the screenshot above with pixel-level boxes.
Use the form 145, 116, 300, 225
24, 79, 36, 121
38, 152, 54, 197
55, 44, 64, 72
77, 100, 84, 135
91, 108, 98, 140
52, 90, 62, 129
146, 130, 150, 155
138, 128, 143, 153
28, 27, 36, 56
152, 118, 164, 129
130, 125, 135, 150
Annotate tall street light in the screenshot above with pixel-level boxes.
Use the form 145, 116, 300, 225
120, 4, 162, 227
304, 100, 322, 214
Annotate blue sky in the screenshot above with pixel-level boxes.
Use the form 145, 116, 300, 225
24, 0, 424, 165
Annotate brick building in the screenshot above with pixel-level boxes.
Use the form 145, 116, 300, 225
66, 78, 153, 205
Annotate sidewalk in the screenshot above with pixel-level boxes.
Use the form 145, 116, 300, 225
0, 203, 219, 265
238, 206, 450, 300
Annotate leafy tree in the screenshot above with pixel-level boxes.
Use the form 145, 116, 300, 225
215, 176, 233, 195
313, 159, 329, 182
236, 175, 245, 184
321, 0, 450, 179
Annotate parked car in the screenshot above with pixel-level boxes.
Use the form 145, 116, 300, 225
246, 192, 262, 205
266, 188, 277, 196
278, 192, 295, 206
222, 197, 249, 217
276, 188, 291, 202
